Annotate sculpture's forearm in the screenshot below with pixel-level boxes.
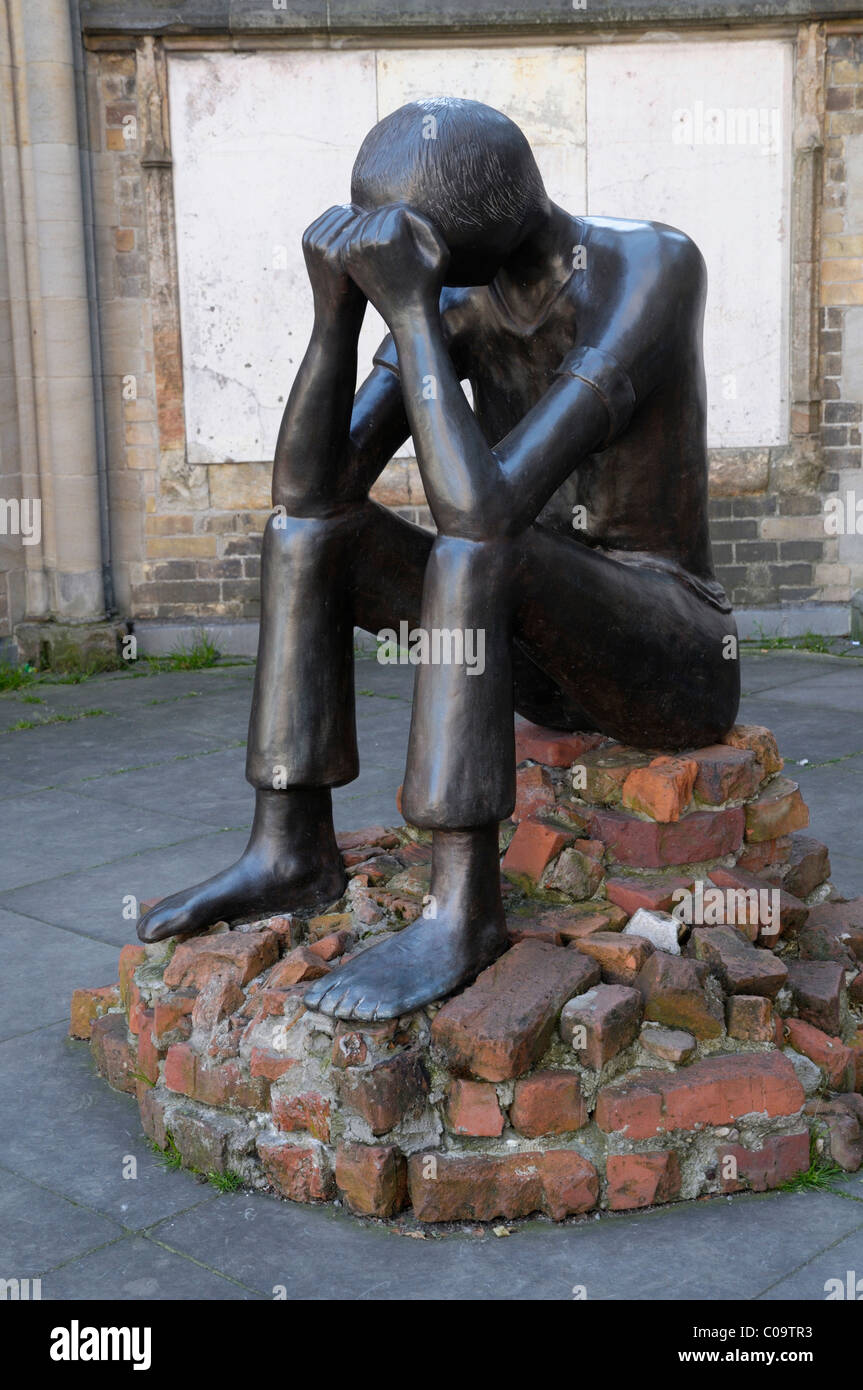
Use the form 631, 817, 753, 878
391, 309, 608, 537
273, 307, 364, 514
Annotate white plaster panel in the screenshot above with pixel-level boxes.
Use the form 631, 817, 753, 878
586, 40, 792, 448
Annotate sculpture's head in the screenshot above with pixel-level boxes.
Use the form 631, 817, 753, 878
351, 97, 548, 286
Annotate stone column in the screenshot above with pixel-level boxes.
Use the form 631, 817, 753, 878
0, 0, 105, 648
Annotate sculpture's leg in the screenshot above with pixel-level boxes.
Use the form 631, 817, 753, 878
306, 526, 739, 1020
306, 534, 513, 1019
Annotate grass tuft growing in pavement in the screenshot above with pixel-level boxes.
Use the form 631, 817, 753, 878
206, 1170, 243, 1194
8, 707, 108, 732
146, 633, 221, 673
779, 1139, 845, 1194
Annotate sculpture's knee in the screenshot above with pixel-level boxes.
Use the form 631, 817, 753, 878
422, 534, 514, 618
261, 506, 364, 579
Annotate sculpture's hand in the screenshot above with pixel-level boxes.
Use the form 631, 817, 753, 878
342, 205, 449, 327
302, 204, 367, 326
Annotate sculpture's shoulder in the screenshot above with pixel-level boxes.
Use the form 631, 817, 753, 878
580, 215, 706, 296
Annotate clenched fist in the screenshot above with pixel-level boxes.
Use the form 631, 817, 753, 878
302, 204, 367, 324
341, 204, 450, 328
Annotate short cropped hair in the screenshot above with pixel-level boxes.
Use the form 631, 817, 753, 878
351, 98, 547, 244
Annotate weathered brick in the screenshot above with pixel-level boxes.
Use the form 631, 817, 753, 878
445, 1079, 504, 1136
726, 994, 776, 1042
268, 946, 330, 986
258, 1138, 334, 1202
513, 763, 556, 822
723, 724, 783, 774
689, 926, 788, 997
541, 844, 604, 899
596, 1053, 804, 1139
637, 951, 723, 1039
800, 899, 863, 968
592, 806, 744, 868
509, 1070, 588, 1136
138, 1084, 168, 1149
164, 931, 278, 989
780, 834, 831, 899
717, 1131, 810, 1192
336, 1049, 429, 1134
250, 1047, 296, 1081
431, 939, 600, 1082
407, 1150, 598, 1222
708, 864, 807, 941
335, 1144, 407, 1217
786, 1018, 855, 1088
153, 990, 195, 1045
575, 746, 651, 805
737, 836, 792, 874
605, 874, 692, 917
639, 1023, 696, 1063
744, 777, 809, 843
785, 959, 845, 1035
573, 932, 654, 986
501, 819, 573, 887
135, 1010, 161, 1084
606, 1150, 682, 1209
514, 719, 606, 767
191, 972, 245, 1031
119, 943, 147, 1010
69, 985, 119, 1040
164, 1042, 269, 1109
90, 1013, 136, 1094
272, 1090, 331, 1142
307, 929, 352, 962
622, 756, 697, 823
689, 744, 762, 805
560, 984, 642, 1068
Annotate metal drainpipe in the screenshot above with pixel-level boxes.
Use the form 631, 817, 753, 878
68, 0, 115, 619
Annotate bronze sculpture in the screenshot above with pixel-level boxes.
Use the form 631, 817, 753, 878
138, 98, 739, 1022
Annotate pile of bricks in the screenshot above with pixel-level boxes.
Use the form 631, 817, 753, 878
71, 720, 863, 1224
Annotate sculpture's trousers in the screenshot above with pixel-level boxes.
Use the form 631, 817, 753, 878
245, 500, 740, 830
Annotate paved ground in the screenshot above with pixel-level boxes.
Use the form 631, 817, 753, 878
1, 648, 862, 1300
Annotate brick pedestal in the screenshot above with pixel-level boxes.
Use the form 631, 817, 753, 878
71, 721, 863, 1224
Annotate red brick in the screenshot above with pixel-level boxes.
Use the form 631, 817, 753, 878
445, 1079, 504, 1136
852, 971, 863, 1005
689, 743, 762, 806
514, 719, 606, 767
575, 746, 652, 805
606, 1150, 682, 1209
726, 994, 775, 1042
507, 920, 564, 947
622, 756, 697, 823
744, 777, 809, 843
164, 1042, 269, 1108
258, 1138, 334, 1202
191, 973, 245, 1030
307, 930, 352, 962
272, 1091, 331, 1142
784, 1018, 854, 1089
592, 806, 744, 868
737, 836, 792, 874
708, 864, 807, 941
779, 835, 831, 899
723, 724, 783, 775
153, 990, 195, 1044
541, 844, 605, 899
268, 946, 330, 986
717, 1131, 810, 1192
513, 763, 556, 822
432, 939, 600, 1081
510, 1070, 587, 1136
335, 1144, 407, 1217
689, 926, 788, 997
407, 1150, 598, 1222
250, 1047, 297, 1081
785, 959, 845, 1035
164, 931, 278, 989
850, 1033, 863, 1092
90, 1013, 136, 1094
119, 944, 147, 1010
559, 984, 642, 1067
574, 932, 654, 986
336, 1050, 429, 1134
639, 1023, 696, 1063
307, 912, 354, 943
801, 900, 863, 968
637, 951, 723, 1039
336, 826, 398, 852
596, 1053, 804, 1138
69, 985, 119, 1040
138, 1085, 168, 1149
135, 1010, 161, 1084
605, 875, 691, 916
501, 819, 573, 887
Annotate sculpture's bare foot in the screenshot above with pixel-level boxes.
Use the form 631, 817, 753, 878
137, 788, 346, 943
304, 824, 507, 1020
